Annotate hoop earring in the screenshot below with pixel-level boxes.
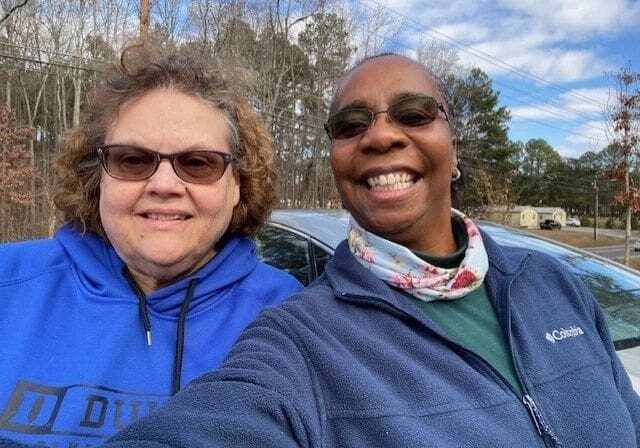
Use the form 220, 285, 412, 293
452, 167, 461, 182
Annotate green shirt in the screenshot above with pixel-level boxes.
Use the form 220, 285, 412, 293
409, 219, 524, 396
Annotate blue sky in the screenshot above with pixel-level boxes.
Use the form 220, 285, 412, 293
358, 0, 640, 158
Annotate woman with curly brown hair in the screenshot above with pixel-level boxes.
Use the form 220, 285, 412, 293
0, 46, 301, 447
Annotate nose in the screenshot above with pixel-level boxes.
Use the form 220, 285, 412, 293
359, 111, 408, 153
145, 159, 186, 195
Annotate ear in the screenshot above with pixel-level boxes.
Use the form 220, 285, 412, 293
231, 169, 241, 207
450, 135, 458, 172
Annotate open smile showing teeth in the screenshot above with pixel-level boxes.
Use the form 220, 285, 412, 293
143, 213, 189, 221
366, 172, 416, 191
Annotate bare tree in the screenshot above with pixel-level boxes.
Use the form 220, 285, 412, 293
348, 1, 403, 58
415, 38, 463, 81
606, 65, 640, 265
0, 0, 30, 27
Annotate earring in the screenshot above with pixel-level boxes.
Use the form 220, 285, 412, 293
452, 167, 461, 182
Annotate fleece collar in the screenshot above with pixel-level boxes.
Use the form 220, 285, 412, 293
326, 230, 529, 312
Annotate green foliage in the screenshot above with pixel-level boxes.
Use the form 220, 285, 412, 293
581, 215, 592, 227
449, 68, 517, 208
452, 68, 512, 161
514, 138, 564, 206
605, 217, 619, 229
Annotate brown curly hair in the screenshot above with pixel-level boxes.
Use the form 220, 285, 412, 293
53, 45, 276, 239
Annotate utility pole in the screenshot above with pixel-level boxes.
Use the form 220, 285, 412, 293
593, 180, 598, 241
139, 0, 150, 42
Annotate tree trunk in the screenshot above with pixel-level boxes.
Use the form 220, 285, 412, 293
72, 70, 82, 127
139, 0, 150, 41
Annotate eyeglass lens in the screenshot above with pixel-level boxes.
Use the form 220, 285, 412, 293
326, 95, 442, 140
100, 146, 233, 184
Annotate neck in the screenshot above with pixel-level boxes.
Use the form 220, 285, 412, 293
126, 248, 217, 295
386, 211, 456, 255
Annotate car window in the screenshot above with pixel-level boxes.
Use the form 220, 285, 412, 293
558, 255, 640, 349
255, 226, 312, 285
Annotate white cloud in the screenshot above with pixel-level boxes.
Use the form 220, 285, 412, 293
497, 0, 640, 38
565, 120, 610, 147
550, 120, 610, 157
555, 144, 587, 158
431, 23, 492, 44
511, 104, 576, 121
558, 87, 613, 115
465, 41, 612, 83
510, 87, 612, 122
379, 0, 631, 84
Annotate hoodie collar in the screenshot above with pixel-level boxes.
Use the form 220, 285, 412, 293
55, 223, 258, 317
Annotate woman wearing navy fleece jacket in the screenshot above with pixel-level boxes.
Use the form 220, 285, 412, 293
3, 55, 640, 447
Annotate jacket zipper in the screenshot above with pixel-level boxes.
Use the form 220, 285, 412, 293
501, 255, 561, 447
340, 291, 560, 447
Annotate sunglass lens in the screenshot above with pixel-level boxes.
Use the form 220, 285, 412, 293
175, 151, 226, 183
107, 146, 157, 179
391, 96, 439, 127
328, 109, 372, 140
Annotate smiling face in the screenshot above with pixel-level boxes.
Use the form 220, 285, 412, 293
330, 55, 458, 254
99, 88, 240, 293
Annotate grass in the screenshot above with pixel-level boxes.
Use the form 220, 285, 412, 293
523, 229, 625, 248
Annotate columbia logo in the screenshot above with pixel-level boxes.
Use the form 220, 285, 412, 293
545, 326, 584, 344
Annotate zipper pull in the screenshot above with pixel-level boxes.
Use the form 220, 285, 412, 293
523, 394, 544, 436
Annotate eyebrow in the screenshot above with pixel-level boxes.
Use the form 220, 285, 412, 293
103, 141, 221, 152
335, 91, 435, 113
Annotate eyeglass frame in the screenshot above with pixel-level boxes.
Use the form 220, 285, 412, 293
324, 95, 450, 141
96, 144, 240, 184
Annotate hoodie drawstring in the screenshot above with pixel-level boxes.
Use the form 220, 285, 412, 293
172, 279, 197, 395
122, 268, 198, 395
123, 267, 153, 346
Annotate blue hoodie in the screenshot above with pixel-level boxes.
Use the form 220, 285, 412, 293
0, 224, 302, 447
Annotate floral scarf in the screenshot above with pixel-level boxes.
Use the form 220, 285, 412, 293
347, 209, 488, 301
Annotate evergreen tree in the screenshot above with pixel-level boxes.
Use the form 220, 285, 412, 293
449, 68, 517, 210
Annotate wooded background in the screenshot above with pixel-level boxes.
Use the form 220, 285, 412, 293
1, 0, 638, 243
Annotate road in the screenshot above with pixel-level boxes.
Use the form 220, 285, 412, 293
587, 245, 637, 259
563, 226, 639, 259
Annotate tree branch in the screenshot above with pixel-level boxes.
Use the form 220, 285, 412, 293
0, 0, 30, 27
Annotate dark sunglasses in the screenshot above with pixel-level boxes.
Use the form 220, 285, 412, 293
324, 95, 449, 141
97, 145, 239, 184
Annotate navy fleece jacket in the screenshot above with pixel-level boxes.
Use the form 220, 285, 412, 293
1, 232, 639, 447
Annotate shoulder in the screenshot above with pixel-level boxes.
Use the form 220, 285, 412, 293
481, 229, 571, 275
252, 260, 304, 290
255, 276, 341, 332
237, 259, 304, 306
0, 237, 69, 284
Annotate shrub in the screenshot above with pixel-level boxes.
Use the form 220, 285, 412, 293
605, 217, 618, 229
